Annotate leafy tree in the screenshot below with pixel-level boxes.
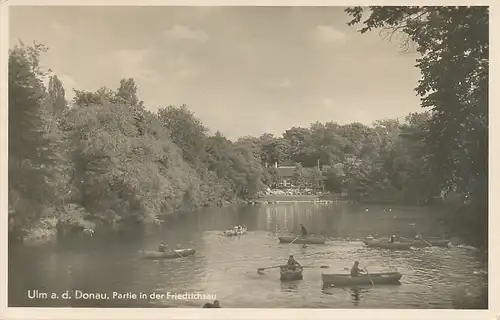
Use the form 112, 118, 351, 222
8, 42, 60, 229
232, 140, 265, 198
283, 127, 311, 164
157, 105, 208, 167
345, 6, 488, 247
66, 97, 203, 224
310, 167, 324, 190
115, 78, 144, 107
204, 132, 264, 199
292, 163, 307, 188
45, 75, 67, 118
262, 167, 280, 188
321, 164, 344, 193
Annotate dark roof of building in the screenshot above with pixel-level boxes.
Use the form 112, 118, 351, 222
279, 160, 296, 167
276, 166, 295, 177
276, 166, 314, 178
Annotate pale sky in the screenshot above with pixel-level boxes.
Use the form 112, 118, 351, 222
9, 6, 423, 140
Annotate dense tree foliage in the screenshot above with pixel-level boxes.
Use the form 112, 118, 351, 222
344, 6, 488, 248
8, 42, 264, 241
9, 5, 487, 251
8, 43, 63, 237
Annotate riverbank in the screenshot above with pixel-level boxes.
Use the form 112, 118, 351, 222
257, 194, 319, 202
9, 198, 245, 247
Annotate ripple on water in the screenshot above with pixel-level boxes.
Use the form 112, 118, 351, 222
9, 228, 487, 308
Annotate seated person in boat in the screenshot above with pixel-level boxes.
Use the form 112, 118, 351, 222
300, 224, 308, 236
389, 234, 396, 243
415, 233, 423, 240
350, 261, 365, 277
202, 300, 220, 308
286, 255, 301, 270
158, 242, 168, 252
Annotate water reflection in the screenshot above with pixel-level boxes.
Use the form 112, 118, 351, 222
350, 287, 362, 306
280, 281, 300, 292
9, 203, 487, 309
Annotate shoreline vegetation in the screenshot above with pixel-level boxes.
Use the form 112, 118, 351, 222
8, 7, 487, 251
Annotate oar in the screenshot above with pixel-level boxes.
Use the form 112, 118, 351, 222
172, 249, 185, 258
412, 232, 433, 247
171, 244, 186, 258
257, 265, 285, 273
289, 236, 300, 244
342, 265, 373, 281
421, 238, 433, 247
364, 267, 375, 287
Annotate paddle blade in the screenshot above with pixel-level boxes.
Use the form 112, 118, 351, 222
257, 268, 264, 272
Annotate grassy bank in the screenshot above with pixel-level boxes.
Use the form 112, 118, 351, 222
257, 194, 320, 202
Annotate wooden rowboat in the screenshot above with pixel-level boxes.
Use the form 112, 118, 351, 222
398, 237, 450, 247
140, 248, 196, 260
362, 240, 412, 250
280, 266, 304, 281
322, 272, 402, 287
278, 235, 326, 244
223, 228, 247, 236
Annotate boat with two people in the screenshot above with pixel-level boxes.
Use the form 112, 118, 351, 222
140, 242, 196, 260
398, 234, 450, 248
223, 225, 247, 236
362, 233, 413, 250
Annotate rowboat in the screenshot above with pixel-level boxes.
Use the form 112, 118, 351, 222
280, 266, 304, 281
322, 272, 402, 287
362, 240, 412, 250
223, 228, 247, 236
140, 248, 196, 260
398, 238, 450, 247
278, 235, 326, 244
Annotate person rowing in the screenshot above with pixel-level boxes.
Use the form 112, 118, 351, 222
389, 234, 396, 243
350, 261, 365, 277
286, 255, 301, 271
300, 224, 308, 237
158, 241, 168, 252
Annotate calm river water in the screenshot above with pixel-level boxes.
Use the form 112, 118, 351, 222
8, 203, 488, 308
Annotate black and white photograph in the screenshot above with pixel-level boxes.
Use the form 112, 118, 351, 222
3, 2, 494, 319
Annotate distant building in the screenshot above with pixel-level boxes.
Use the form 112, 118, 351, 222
275, 161, 296, 188
273, 161, 321, 189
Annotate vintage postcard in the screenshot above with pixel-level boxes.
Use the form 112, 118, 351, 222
1, 1, 496, 320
